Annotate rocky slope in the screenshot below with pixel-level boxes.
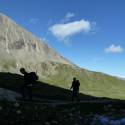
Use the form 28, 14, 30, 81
0, 13, 73, 73
0, 13, 125, 99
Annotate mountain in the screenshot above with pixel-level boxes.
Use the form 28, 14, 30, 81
0, 13, 125, 100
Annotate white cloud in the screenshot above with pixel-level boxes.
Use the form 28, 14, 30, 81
62, 12, 75, 22
61, 12, 75, 22
49, 19, 91, 39
65, 12, 74, 19
105, 44, 124, 53
29, 18, 39, 24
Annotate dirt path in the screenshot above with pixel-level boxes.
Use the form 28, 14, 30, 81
17, 97, 117, 106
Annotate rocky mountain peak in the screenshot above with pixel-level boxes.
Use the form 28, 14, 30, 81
0, 13, 74, 73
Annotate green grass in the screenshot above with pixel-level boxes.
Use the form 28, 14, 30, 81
0, 72, 100, 101
40, 62, 125, 100
1, 61, 125, 100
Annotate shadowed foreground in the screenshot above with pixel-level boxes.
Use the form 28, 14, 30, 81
1, 72, 125, 124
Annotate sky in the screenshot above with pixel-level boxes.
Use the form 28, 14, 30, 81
0, 0, 125, 77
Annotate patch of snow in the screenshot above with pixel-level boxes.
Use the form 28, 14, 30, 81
0, 88, 21, 102
92, 114, 125, 125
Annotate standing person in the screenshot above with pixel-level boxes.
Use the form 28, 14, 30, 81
70, 77, 80, 102
20, 68, 38, 100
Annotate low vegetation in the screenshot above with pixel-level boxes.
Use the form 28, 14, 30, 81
0, 100, 125, 125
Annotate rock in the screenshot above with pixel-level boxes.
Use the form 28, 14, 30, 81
0, 87, 21, 101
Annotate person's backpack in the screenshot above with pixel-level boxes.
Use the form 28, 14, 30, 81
28, 72, 39, 83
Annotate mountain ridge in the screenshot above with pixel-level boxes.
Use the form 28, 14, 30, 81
0, 13, 74, 70
0, 13, 125, 100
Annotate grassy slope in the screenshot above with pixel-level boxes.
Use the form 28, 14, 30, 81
1, 61, 125, 100
0, 72, 99, 101
40, 63, 125, 100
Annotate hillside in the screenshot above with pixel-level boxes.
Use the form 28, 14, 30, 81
0, 13, 125, 100
40, 62, 125, 99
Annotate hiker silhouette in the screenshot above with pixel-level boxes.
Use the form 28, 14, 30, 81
70, 77, 80, 102
20, 68, 38, 100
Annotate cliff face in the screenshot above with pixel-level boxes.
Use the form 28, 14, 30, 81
0, 13, 73, 73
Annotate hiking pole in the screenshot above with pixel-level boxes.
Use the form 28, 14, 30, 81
35, 65, 37, 75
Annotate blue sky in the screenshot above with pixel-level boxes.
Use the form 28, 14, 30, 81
0, 0, 125, 77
